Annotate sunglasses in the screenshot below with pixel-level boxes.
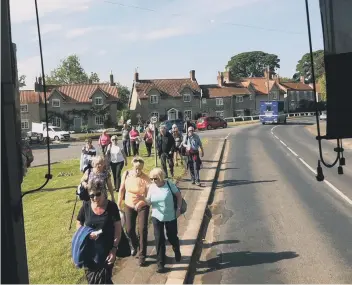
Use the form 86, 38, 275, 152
89, 192, 102, 199
150, 177, 158, 181
133, 159, 143, 163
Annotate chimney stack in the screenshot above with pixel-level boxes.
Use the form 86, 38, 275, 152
88, 79, 93, 84
223, 70, 231, 83
300, 75, 305, 83
109, 70, 115, 86
217, 71, 224, 87
190, 70, 196, 81
38, 76, 42, 85
134, 69, 139, 82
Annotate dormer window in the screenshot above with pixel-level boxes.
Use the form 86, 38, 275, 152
236, 96, 244, 103
20, 104, 28, 113
216, 98, 223, 106
150, 95, 158, 104
52, 99, 60, 107
95, 97, 103, 105
183, 93, 191, 102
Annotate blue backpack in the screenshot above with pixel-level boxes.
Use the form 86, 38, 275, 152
71, 226, 95, 268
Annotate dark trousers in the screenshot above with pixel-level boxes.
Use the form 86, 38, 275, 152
85, 264, 113, 284
101, 145, 108, 155
122, 140, 131, 156
160, 153, 174, 178
145, 142, 153, 156
131, 141, 139, 156
189, 156, 200, 183
110, 161, 124, 191
152, 217, 180, 266
125, 205, 150, 259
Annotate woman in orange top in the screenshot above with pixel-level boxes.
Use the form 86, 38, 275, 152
118, 157, 151, 266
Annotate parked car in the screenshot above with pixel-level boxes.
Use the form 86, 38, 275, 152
196, 116, 227, 130
320, 111, 327, 120
160, 119, 185, 133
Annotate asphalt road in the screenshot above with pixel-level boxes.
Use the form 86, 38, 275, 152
192, 118, 352, 284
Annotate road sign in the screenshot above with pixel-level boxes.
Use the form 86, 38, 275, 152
151, 116, 158, 124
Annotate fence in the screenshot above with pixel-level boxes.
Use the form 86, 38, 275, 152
224, 112, 317, 123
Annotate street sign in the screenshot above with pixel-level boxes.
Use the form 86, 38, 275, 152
151, 116, 158, 124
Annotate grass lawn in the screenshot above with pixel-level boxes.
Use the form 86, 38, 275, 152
21, 146, 186, 284
227, 120, 259, 127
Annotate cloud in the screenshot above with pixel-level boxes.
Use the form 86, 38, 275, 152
143, 27, 189, 40
10, 0, 92, 24
17, 56, 41, 88
98, 50, 107, 56
65, 27, 96, 39
32, 23, 63, 35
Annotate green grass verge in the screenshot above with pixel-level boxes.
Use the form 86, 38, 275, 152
227, 120, 259, 127
21, 146, 186, 284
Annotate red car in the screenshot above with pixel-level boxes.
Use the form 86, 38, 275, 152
196, 116, 227, 130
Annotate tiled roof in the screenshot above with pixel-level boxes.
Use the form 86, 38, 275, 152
20, 90, 45, 104
240, 78, 278, 95
279, 82, 312, 91
135, 78, 201, 99
200, 84, 251, 98
20, 83, 119, 104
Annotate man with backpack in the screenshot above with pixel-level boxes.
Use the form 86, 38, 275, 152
157, 125, 175, 178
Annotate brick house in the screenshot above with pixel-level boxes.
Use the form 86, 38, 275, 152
199, 71, 252, 118
129, 70, 202, 124
20, 75, 120, 132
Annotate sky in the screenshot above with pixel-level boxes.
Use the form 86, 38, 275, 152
10, 0, 324, 90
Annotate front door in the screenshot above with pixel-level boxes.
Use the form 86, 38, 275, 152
74, 117, 82, 131
168, 109, 177, 120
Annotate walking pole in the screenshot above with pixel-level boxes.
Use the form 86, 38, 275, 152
68, 194, 79, 230
153, 122, 158, 167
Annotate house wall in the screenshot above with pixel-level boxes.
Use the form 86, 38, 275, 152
200, 97, 233, 118
286, 90, 315, 112
20, 103, 40, 131
131, 87, 202, 123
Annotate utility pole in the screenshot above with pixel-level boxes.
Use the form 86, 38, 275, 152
2, 0, 30, 283
266, 65, 270, 101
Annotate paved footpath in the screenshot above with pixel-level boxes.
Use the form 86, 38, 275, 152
111, 136, 226, 284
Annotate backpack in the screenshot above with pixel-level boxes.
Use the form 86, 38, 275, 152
22, 141, 34, 167
77, 168, 92, 201
166, 181, 187, 215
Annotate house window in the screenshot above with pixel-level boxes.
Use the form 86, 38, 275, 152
249, 94, 253, 100
216, 111, 224, 118
236, 96, 244, 103
95, 116, 104, 126
202, 98, 207, 104
184, 110, 192, 120
272, 91, 278, 100
151, 112, 159, 121
52, 117, 61, 127
52, 99, 60, 107
216, 98, 223, 106
183, 94, 191, 102
21, 119, 29, 129
20, 104, 28, 113
95, 97, 103, 105
150, 95, 158, 104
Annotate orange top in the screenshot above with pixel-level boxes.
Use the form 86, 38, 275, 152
123, 171, 150, 208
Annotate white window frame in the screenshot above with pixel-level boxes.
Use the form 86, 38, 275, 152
150, 95, 158, 104
20, 104, 28, 113
151, 112, 159, 121
95, 115, 104, 126
95, 97, 103, 105
21, 119, 29, 129
184, 110, 192, 120
202, 98, 207, 104
236, 96, 244, 103
272, 91, 278, 100
183, 93, 191, 102
216, 111, 224, 118
52, 99, 60, 108
249, 94, 253, 100
52, 117, 61, 128
216, 98, 224, 106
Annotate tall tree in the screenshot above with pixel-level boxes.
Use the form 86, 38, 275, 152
225, 51, 280, 78
45, 54, 98, 84
317, 74, 326, 101
89, 72, 100, 83
116, 83, 131, 108
295, 50, 325, 83
18, 75, 26, 87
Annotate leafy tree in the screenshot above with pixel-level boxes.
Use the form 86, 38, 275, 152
225, 51, 280, 78
116, 83, 131, 108
317, 74, 326, 101
46, 54, 99, 84
279, 76, 296, 82
295, 50, 325, 83
89, 72, 100, 83
18, 75, 26, 87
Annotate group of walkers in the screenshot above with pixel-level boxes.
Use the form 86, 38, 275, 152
74, 121, 205, 284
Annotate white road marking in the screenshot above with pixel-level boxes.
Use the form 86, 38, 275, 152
225, 133, 230, 140
287, 147, 298, 157
271, 126, 352, 207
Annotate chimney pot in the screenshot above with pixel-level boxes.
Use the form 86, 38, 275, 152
110, 71, 115, 86
190, 70, 196, 81
134, 71, 139, 82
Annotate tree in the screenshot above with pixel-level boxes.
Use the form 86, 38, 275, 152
89, 72, 100, 83
279, 76, 296, 82
46, 54, 99, 84
295, 50, 325, 83
318, 74, 326, 101
225, 51, 280, 78
18, 75, 26, 87
116, 83, 131, 108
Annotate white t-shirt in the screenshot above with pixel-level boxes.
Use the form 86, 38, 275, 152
109, 145, 124, 163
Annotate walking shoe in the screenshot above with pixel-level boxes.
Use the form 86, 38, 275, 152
157, 263, 165, 273
196, 181, 201, 186
191, 180, 195, 184
139, 258, 146, 267
131, 247, 137, 256
174, 249, 181, 262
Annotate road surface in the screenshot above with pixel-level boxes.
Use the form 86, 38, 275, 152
192, 118, 352, 284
